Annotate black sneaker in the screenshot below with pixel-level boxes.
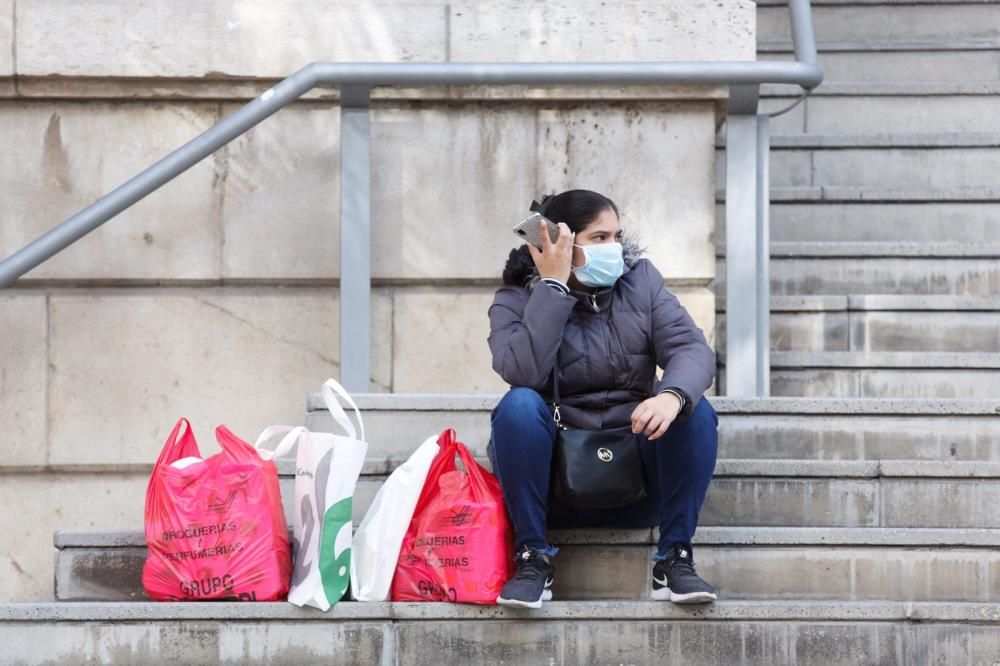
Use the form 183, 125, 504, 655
496, 546, 555, 609
651, 544, 717, 604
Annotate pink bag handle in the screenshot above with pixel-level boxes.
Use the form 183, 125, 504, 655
151, 418, 200, 474
215, 424, 259, 462
410, 429, 459, 518
454, 439, 482, 477
146, 418, 201, 516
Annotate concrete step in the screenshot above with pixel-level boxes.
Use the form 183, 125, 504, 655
304, 396, 1000, 462
719, 132, 1000, 149
5, 600, 1000, 665
758, 3, 1000, 51
723, 185, 1000, 203
53, 527, 1000, 604
716, 295, 1000, 353
719, 352, 1000, 399
760, 89, 1000, 135
761, 50, 1000, 84
716, 201, 1000, 244
288, 458, 1000, 531
712, 243, 1000, 295
718, 145, 1000, 190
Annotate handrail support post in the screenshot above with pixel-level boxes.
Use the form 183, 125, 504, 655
724, 84, 767, 397
756, 113, 771, 397
339, 85, 373, 393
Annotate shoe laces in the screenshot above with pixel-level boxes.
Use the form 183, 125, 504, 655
667, 547, 697, 577
513, 548, 548, 581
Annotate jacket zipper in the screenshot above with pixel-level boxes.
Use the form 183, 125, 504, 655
590, 293, 599, 313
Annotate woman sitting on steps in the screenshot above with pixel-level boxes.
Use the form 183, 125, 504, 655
487, 189, 719, 608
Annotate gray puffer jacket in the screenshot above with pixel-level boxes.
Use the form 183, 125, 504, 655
487, 238, 716, 430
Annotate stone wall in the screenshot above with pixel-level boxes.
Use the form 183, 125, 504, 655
0, 0, 754, 600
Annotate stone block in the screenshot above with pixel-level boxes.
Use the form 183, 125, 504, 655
883, 480, 1000, 529
717, 311, 850, 352
16, 1, 447, 78
790, 623, 900, 666
217, 622, 388, 665
0, 473, 147, 602
851, 311, 1000, 353
392, 287, 509, 394
564, 622, 785, 664
759, 4, 1000, 47
390, 285, 714, 394
853, 549, 1000, 602
0, 0, 11, 76
699, 547, 854, 600
56, 547, 147, 602
814, 51, 1000, 85
552, 546, 652, 599
768, 369, 859, 398
0, 618, 389, 665
450, 0, 756, 62
0, 102, 221, 280
222, 104, 340, 280
702, 479, 879, 527
762, 96, 806, 134
902, 625, 1000, 666
47, 288, 392, 467
806, 96, 1000, 135
0, 294, 48, 467
716, 257, 1000, 296
717, 203, 1000, 244
701, 547, 1000, 602
396, 620, 565, 663
0, 622, 219, 664
539, 103, 717, 281
308, 409, 492, 459
722, 414, 1000, 463
674, 287, 716, 349
813, 148, 1000, 189
717, 147, 812, 188
370, 105, 536, 280
858, 370, 1000, 400
768, 368, 1000, 400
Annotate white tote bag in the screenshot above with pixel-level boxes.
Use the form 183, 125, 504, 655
256, 378, 368, 611
351, 433, 440, 601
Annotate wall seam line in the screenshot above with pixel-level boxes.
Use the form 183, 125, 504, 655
11, 0, 18, 95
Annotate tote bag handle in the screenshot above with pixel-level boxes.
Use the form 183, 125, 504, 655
321, 377, 366, 443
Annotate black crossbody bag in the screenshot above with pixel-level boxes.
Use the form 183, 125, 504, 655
550, 366, 647, 509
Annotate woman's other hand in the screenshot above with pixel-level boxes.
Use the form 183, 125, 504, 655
631, 392, 683, 440
527, 221, 574, 284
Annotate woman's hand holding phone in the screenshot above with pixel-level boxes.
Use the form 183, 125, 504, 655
527, 221, 575, 284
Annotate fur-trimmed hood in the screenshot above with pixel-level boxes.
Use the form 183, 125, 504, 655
501, 234, 646, 287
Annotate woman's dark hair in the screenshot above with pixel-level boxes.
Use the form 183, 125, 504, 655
532, 189, 619, 234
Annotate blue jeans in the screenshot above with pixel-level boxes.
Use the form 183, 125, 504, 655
487, 387, 719, 559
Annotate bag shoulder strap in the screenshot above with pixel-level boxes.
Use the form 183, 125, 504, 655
551, 363, 562, 427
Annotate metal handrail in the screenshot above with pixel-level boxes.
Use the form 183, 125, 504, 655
0, 1, 820, 287
0, 0, 822, 397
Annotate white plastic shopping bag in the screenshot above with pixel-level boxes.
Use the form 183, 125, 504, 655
351, 433, 440, 601
256, 378, 368, 610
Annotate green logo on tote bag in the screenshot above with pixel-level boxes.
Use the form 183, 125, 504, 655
319, 497, 353, 603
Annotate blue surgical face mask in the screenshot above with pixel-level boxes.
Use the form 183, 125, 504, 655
572, 242, 625, 288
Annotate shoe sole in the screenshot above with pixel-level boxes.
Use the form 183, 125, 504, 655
651, 587, 717, 604
496, 589, 553, 609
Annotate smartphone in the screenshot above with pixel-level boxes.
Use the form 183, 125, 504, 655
513, 212, 561, 249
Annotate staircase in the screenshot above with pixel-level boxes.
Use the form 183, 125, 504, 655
5, 1, 1000, 664
718, 0, 1000, 398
